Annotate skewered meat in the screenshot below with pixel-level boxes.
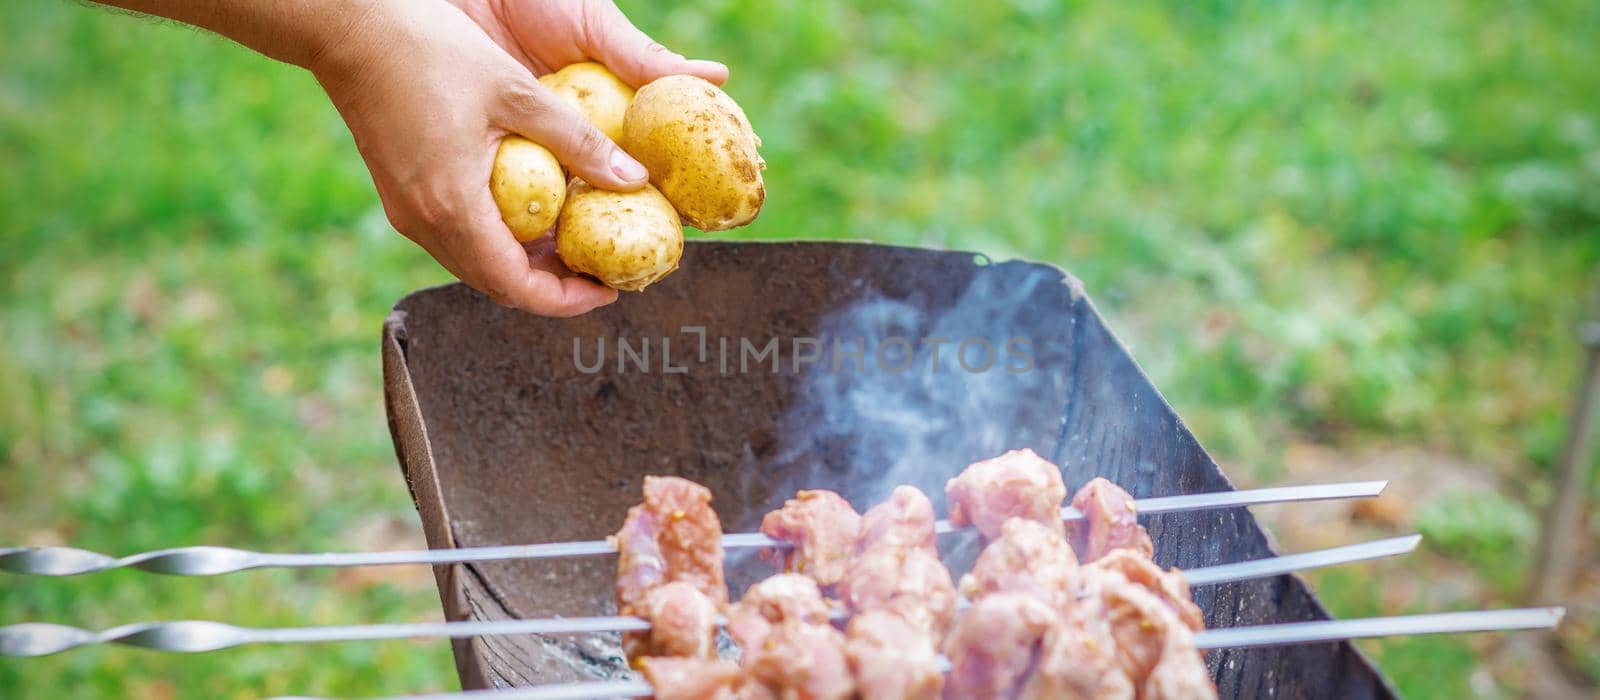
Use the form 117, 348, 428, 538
949, 505, 1212, 699
1088, 549, 1203, 631
1097, 577, 1212, 698
855, 485, 938, 554
1067, 477, 1154, 562
959, 517, 1080, 606
614, 476, 729, 614
638, 657, 743, 700
741, 619, 857, 700
1141, 633, 1214, 700
1019, 614, 1136, 700
945, 580, 1205, 700
844, 610, 943, 700
760, 490, 862, 587
614, 476, 729, 665
621, 473, 1213, 700
837, 539, 958, 638
949, 567, 1212, 699
837, 485, 951, 698
838, 486, 957, 638
725, 574, 855, 699
950, 518, 1135, 700
631, 582, 720, 660
945, 449, 1068, 540
1065, 561, 1214, 700
942, 591, 1058, 699
726, 574, 833, 651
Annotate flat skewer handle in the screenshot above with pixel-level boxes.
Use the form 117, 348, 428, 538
0, 480, 1386, 577
1193, 606, 1566, 649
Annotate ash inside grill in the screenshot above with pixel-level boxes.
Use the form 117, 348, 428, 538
382, 241, 1397, 698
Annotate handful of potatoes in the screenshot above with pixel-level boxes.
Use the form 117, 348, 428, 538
490, 63, 765, 292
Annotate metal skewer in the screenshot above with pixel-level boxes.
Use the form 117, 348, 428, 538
265, 607, 1566, 700
0, 535, 1418, 657
0, 480, 1387, 577
1193, 607, 1566, 649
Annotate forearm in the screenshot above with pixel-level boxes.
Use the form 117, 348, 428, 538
92, 0, 377, 69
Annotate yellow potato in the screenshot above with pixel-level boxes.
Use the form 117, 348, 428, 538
556, 179, 684, 292
622, 75, 765, 232
539, 62, 635, 143
490, 136, 566, 242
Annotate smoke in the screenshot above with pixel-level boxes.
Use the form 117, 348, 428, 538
730, 264, 1073, 581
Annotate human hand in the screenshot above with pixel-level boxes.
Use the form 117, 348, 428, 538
449, 0, 728, 88
309, 1, 721, 316
97, 0, 725, 316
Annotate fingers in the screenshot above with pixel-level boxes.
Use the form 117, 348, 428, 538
493, 78, 649, 191
521, 233, 569, 276
439, 193, 618, 317
581, 0, 728, 87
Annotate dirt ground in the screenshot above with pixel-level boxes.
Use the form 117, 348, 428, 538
1243, 442, 1598, 698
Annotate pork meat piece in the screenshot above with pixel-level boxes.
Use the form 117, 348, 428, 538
959, 517, 1079, 606
1142, 635, 1215, 700
614, 476, 728, 663
1017, 614, 1136, 700
638, 657, 743, 700
1066, 477, 1154, 562
726, 573, 833, 651
844, 609, 943, 700
733, 684, 778, 700
627, 582, 720, 661
854, 485, 938, 554
1104, 584, 1213, 700
741, 619, 856, 700
727, 574, 853, 699
614, 476, 729, 617
945, 449, 1068, 540
836, 545, 958, 638
1095, 571, 1215, 698
1036, 559, 1209, 696
1088, 548, 1204, 631
733, 683, 779, 700
760, 489, 862, 587
941, 591, 1058, 700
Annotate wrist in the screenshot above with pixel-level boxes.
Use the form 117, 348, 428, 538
295, 0, 387, 77
92, 0, 384, 73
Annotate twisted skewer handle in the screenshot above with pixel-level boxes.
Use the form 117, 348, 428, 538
0, 617, 653, 658
0, 480, 1387, 577
0, 535, 1418, 657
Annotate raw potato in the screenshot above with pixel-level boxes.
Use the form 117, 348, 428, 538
491, 136, 566, 242
556, 179, 684, 292
539, 62, 635, 143
622, 75, 765, 232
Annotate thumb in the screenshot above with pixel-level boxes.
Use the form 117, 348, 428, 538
583, 0, 729, 87
494, 79, 649, 191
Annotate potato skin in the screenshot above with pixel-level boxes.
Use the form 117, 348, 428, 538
490, 136, 566, 242
556, 179, 684, 292
622, 75, 765, 232
539, 62, 635, 143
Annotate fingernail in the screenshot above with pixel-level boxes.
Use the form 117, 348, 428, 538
687, 59, 730, 84
610, 148, 648, 182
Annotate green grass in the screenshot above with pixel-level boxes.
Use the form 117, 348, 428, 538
3, 0, 1598, 697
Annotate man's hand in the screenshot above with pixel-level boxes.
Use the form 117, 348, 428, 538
97, 0, 726, 316
450, 0, 728, 88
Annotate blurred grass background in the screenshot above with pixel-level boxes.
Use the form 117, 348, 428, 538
2, 0, 1597, 697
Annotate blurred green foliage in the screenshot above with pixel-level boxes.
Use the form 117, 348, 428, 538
2, 0, 1597, 697
1310, 566, 1480, 699
1415, 489, 1539, 596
